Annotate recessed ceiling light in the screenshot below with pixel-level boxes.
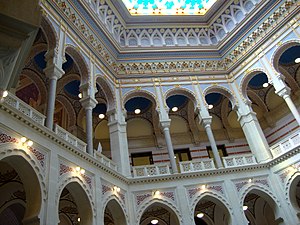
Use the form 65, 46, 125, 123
99, 114, 105, 119
263, 83, 269, 88
172, 106, 178, 112
197, 213, 204, 218
134, 109, 141, 114
208, 104, 213, 109
243, 205, 248, 211
295, 58, 300, 63
78, 93, 82, 99
151, 219, 159, 224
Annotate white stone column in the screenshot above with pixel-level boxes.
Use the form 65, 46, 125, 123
108, 110, 131, 177
80, 97, 97, 155
161, 120, 178, 173
237, 105, 272, 162
176, 185, 195, 224
276, 87, 300, 126
194, 83, 223, 168
261, 56, 300, 126
231, 82, 272, 163
201, 117, 223, 168
44, 64, 64, 130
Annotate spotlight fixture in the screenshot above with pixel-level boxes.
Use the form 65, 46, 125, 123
27, 140, 33, 147
99, 113, 105, 119
153, 190, 160, 196
113, 186, 121, 192
2, 90, 8, 98
78, 93, 82, 99
20, 137, 27, 143
295, 58, 300, 64
171, 106, 178, 112
197, 213, 204, 218
134, 108, 141, 114
243, 205, 248, 211
77, 217, 81, 222
80, 169, 85, 175
263, 83, 269, 88
201, 184, 206, 189
248, 178, 252, 183
208, 104, 213, 109
76, 166, 81, 172
151, 219, 159, 224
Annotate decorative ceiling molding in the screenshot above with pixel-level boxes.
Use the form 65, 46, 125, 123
45, 0, 298, 79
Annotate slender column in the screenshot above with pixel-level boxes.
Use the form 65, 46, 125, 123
193, 83, 223, 168
80, 97, 97, 155
108, 110, 131, 177
201, 117, 223, 168
161, 120, 178, 173
261, 56, 300, 126
277, 88, 300, 125
44, 64, 64, 129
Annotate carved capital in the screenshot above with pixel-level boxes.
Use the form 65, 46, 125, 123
43, 64, 64, 80
80, 96, 97, 109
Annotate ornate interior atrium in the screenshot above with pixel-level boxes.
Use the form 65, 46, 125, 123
0, 0, 300, 224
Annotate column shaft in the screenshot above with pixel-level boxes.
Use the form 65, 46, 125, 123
85, 107, 94, 155
45, 77, 57, 129
163, 127, 178, 173
204, 124, 223, 168
283, 94, 300, 125
238, 111, 272, 162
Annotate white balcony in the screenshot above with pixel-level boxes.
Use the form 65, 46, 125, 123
270, 130, 300, 157
223, 154, 257, 168
94, 151, 118, 172
3, 92, 46, 126
132, 163, 171, 177
179, 158, 216, 173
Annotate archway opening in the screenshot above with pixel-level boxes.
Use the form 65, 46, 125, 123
243, 190, 278, 225
0, 155, 42, 224
139, 202, 180, 225
104, 199, 126, 225
194, 196, 230, 225
58, 182, 93, 225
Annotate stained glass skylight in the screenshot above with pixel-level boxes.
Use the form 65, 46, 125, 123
122, 0, 218, 16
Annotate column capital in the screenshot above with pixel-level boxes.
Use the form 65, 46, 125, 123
199, 115, 212, 127
160, 119, 171, 130
43, 64, 64, 80
80, 96, 97, 109
275, 86, 291, 98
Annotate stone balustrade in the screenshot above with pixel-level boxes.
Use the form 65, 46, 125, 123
270, 130, 300, 157
3, 92, 46, 126
54, 124, 87, 152
95, 151, 118, 172
132, 163, 171, 177
179, 158, 216, 173
223, 154, 257, 168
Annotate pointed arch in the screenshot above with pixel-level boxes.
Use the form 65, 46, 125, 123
271, 40, 300, 73
0, 144, 45, 223
137, 199, 182, 225
102, 196, 128, 225
123, 89, 157, 110
203, 85, 237, 108
56, 94, 77, 128
65, 45, 90, 83
139, 30, 151, 47
95, 75, 115, 112
57, 178, 94, 225
165, 87, 198, 110
40, 16, 58, 51
151, 29, 163, 46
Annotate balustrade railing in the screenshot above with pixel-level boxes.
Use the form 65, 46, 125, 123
223, 154, 257, 168
270, 130, 300, 157
179, 158, 215, 173
54, 124, 87, 152
3, 92, 46, 126
132, 163, 171, 177
95, 151, 118, 172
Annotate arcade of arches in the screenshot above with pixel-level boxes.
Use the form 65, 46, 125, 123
0, 0, 300, 224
